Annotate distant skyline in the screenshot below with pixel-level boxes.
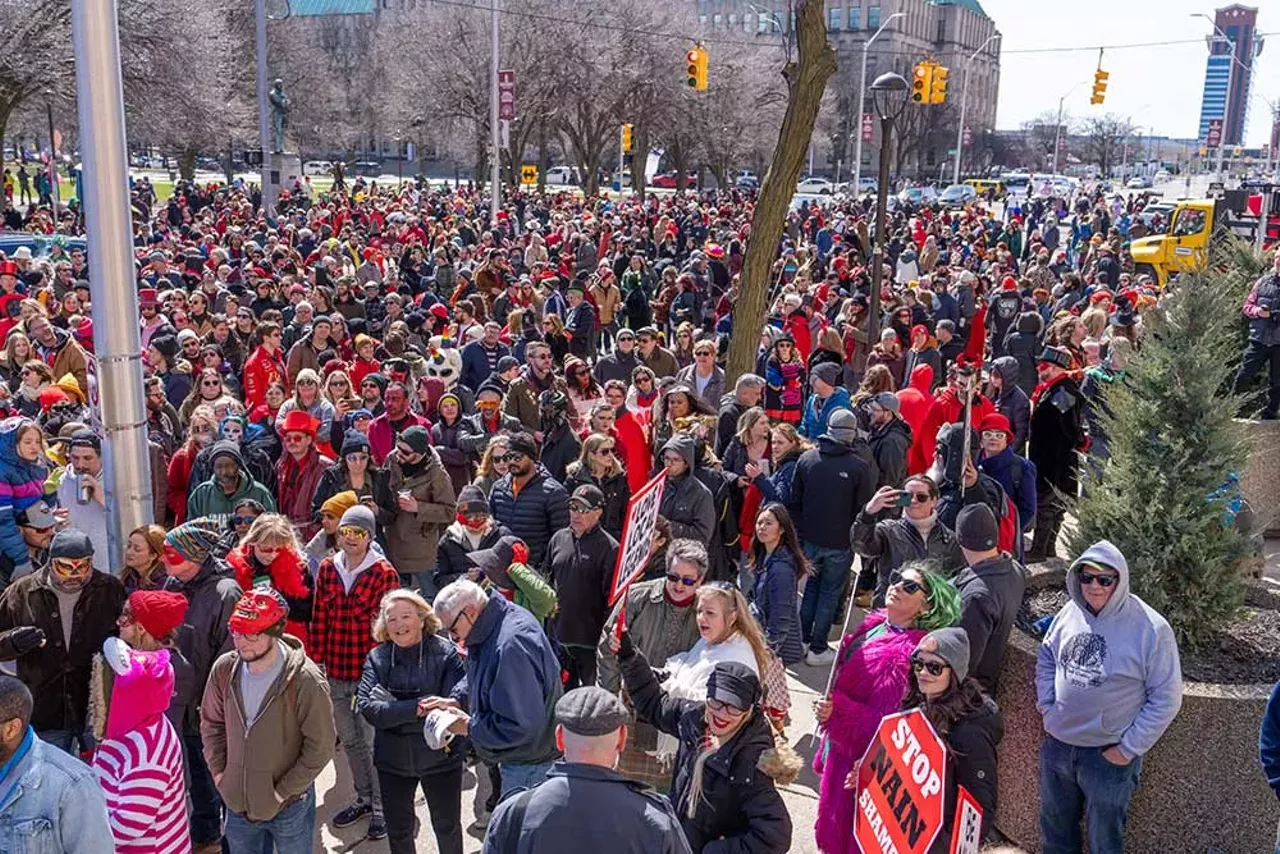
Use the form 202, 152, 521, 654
980, 0, 1277, 146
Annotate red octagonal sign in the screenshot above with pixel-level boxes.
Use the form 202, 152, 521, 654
854, 708, 948, 854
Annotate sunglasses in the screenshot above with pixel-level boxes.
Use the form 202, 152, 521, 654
447, 608, 473, 641
1078, 571, 1118, 588
52, 556, 93, 575
338, 525, 369, 539
231, 514, 258, 527
665, 572, 698, 587
499, 452, 527, 463
595, 447, 616, 456
888, 571, 924, 595
911, 655, 949, 677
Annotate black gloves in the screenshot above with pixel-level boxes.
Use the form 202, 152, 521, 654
7, 626, 45, 656
616, 627, 635, 660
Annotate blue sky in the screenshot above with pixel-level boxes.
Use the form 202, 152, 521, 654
980, 0, 1278, 145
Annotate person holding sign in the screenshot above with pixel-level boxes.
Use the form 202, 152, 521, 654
812, 562, 961, 854
896, 627, 1003, 852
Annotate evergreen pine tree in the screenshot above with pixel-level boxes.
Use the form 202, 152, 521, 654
1067, 254, 1257, 650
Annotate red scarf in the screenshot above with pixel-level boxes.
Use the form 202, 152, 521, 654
1031, 371, 1070, 407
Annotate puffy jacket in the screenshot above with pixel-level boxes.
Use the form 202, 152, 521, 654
385, 447, 458, 575
656, 434, 715, 543
462, 592, 562, 766
850, 512, 965, 601
0, 416, 47, 578
200, 635, 336, 823
990, 357, 1032, 453
619, 644, 796, 853
489, 465, 571, 571
868, 415, 913, 489
798, 386, 852, 440
792, 438, 877, 549
358, 634, 469, 777
0, 569, 126, 732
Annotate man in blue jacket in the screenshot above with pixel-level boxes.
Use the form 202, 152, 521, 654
460, 321, 510, 393
1259, 677, 1280, 850
1036, 540, 1182, 854
429, 580, 562, 799
792, 409, 877, 665
798, 361, 851, 440
488, 432, 571, 571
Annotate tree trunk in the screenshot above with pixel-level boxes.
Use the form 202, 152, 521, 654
633, 125, 647, 202
725, 0, 836, 385
537, 120, 548, 193
178, 145, 197, 181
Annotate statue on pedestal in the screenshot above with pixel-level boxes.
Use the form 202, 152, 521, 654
269, 79, 290, 153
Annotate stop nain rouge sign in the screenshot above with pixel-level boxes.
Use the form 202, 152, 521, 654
854, 709, 947, 854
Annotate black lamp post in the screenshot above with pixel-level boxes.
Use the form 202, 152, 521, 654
867, 71, 909, 346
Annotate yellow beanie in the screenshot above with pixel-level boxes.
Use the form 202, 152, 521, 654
321, 490, 359, 519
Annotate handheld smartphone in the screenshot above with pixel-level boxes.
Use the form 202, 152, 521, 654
894, 491, 913, 508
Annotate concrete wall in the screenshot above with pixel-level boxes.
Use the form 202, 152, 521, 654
995, 579, 1278, 852
1237, 418, 1280, 536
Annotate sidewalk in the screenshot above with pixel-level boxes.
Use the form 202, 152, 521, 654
310, 660, 833, 853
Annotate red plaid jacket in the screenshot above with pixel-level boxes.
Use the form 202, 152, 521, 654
309, 552, 400, 682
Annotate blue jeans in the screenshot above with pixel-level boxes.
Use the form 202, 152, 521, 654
498, 760, 555, 799
224, 785, 316, 854
184, 731, 226, 845
37, 728, 92, 756
799, 543, 852, 654
1039, 734, 1142, 854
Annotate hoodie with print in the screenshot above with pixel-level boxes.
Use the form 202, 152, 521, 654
1035, 540, 1182, 759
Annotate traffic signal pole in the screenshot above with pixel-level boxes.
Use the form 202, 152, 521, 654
70, 0, 153, 567
255, 0, 274, 215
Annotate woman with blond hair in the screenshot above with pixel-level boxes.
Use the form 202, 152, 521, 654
471, 434, 510, 498
358, 589, 466, 854
276, 367, 338, 445
226, 513, 313, 647
121, 524, 168, 592
562, 432, 628, 539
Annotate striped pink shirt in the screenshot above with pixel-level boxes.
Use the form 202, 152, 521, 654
93, 715, 192, 854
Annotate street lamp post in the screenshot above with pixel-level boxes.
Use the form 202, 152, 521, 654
853, 12, 905, 194
1051, 81, 1087, 175
954, 33, 1000, 186
489, 0, 501, 225
867, 72, 909, 347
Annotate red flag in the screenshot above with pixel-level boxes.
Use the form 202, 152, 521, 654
965, 303, 987, 364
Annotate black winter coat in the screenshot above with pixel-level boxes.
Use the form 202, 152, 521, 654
929, 694, 1003, 853
792, 438, 878, 549
954, 553, 1026, 693
358, 635, 469, 778
868, 417, 912, 489
851, 512, 965, 602
539, 425, 581, 485
1003, 312, 1044, 396
457, 411, 522, 465
547, 525, 619, 647
1029, 376, 1086, 496
489, 466, 571, 570
619, 646, 794, 854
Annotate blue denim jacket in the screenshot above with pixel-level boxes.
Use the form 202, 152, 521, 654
0, 729, 114, 854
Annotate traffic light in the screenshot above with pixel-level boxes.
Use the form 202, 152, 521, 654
621, 124, 633, 153
1090, 69, 1109, 105
929, 65, 950, 104
911, 62, 933, 103
686, 45, 708, 91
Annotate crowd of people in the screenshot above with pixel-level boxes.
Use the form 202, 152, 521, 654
0, 170, 1220, 854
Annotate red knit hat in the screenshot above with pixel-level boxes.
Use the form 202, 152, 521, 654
1001, 275, 1018, 291
978, 412, 1013, 439
129, 591, 188, 640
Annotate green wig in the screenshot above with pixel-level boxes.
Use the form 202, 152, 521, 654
914, 567, 962, 631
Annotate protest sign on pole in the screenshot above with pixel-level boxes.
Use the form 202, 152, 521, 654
608, 470, 666, 608
949, 785, 982, 854
854, 708, 948, 854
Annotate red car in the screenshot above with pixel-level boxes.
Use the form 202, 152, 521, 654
650, 171, 698, 189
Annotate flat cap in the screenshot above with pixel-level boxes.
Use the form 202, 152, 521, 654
555, 686, 629, 736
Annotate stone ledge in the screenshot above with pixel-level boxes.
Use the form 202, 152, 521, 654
1237, 417, 1280, 537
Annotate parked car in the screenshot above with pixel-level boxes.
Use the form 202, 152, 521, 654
1126, 175, 1152, 189
544, 165, 578, 186
651, 171, 697, 189
351, 161, 383, 177
939, 184, 978, 207
303, 160, 333, 177
896, 185, 939, 206
796, 176, 834, 195
857, 176, 879, 194
735, 172, 759, 190
1153, 169, 1171, 183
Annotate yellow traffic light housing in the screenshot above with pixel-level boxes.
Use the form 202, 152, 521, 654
929, 65, 950, 104
686, 45, 708, 91
1090, 69, 1109, 105
912, 62, 932, 103
621, 124, 633, 153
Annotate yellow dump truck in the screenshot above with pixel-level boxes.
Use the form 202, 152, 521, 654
1130, 191, 1279, 287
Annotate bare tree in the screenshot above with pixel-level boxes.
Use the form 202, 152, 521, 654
1081, 114, 1134, 175
725, 0, 836, 384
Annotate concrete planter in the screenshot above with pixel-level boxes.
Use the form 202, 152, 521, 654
1236, 417, 1280, 537
994, 567, 1278, 853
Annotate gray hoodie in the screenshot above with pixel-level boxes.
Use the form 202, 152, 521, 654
1035, 540, 1183, 759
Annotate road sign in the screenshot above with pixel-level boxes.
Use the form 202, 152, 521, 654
861, 113, 874, 143
498, 70, 516, 121
962, 126, 971, 147
521, 164, 538, 185
1207, 118, 1223, 149
949, 785, 983, 854
854, 709, 948, 854
608, 471, 667, 605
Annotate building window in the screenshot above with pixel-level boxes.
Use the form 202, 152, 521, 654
757, 12, 769, 33
829, 6, 842, 30
713, 12, 722, 28
848, 4, 860, 30
700, 14, 708, 26
743, 12, 752, 32
728, 12, 737, 28
867, 5, 880, 29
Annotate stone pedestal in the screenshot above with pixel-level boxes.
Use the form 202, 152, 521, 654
1237, 418, 1280, 536
269, 151, 303, 189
